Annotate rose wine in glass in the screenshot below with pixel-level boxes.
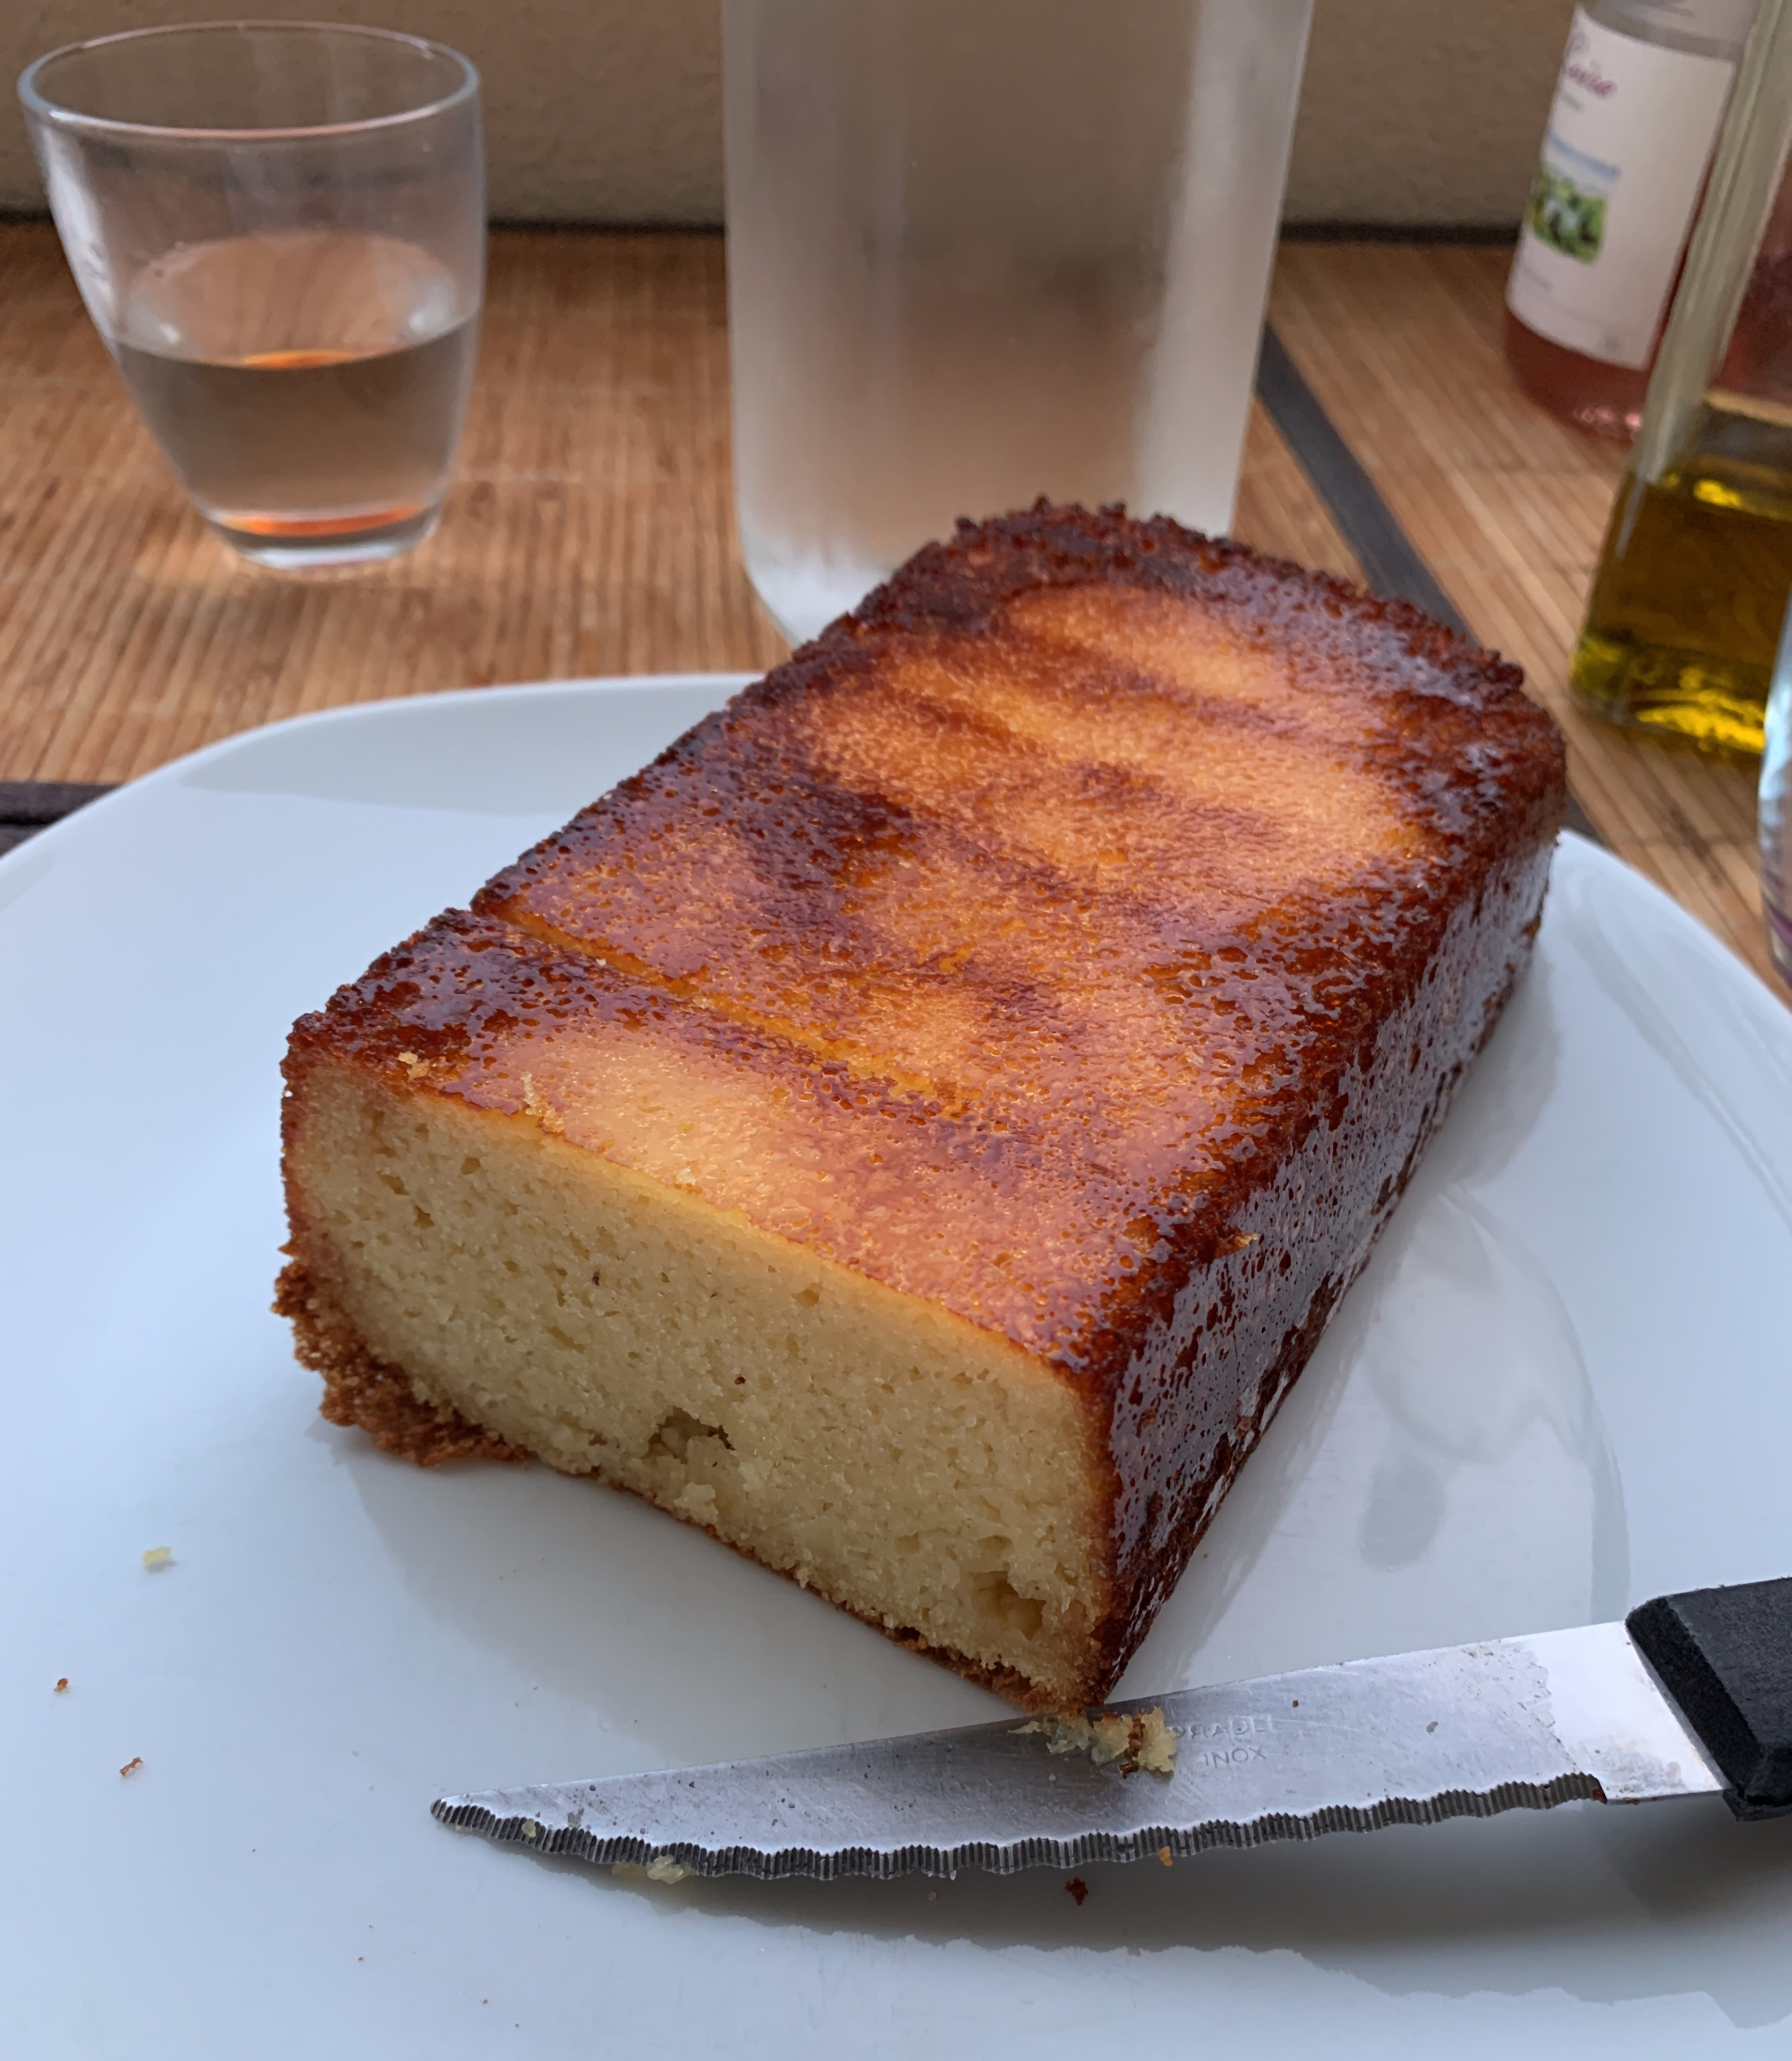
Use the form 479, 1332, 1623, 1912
114, 231, 478, 566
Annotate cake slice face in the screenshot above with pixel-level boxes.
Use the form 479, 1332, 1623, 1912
280, 916, 1114, 1704
280, 505, 1567, 1709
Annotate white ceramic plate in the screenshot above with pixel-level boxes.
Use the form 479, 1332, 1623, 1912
4, 676, 1791, 2059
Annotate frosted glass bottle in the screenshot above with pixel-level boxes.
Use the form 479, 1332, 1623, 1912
722, 0, 1314, 646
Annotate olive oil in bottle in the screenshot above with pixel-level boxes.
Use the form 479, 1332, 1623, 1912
1570, 393, 1792, 752
1568, 0, 1792, 757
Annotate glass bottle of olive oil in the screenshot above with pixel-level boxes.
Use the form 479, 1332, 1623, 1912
1573, 391, 1792, 751
1570, 0, 1792, 755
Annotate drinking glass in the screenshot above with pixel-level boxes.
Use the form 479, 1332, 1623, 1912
19, 22, 484, 569
722, 0, 1314, 644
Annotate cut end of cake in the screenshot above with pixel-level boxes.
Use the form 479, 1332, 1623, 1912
280, 1041, 1121, 1709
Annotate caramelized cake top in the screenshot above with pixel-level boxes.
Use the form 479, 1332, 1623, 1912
298, 505, 1564, 1379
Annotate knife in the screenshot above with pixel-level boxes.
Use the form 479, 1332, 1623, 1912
433, 1576, 1792, 1882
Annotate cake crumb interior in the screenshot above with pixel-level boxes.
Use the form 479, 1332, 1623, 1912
293, 1060, 1111, 1707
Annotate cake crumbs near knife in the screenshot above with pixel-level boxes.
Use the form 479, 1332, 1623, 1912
1015, 1707, 1177, 1775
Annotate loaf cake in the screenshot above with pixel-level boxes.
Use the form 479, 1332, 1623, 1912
277, 503, 1566, 1710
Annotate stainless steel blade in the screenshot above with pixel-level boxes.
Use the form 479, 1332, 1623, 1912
434, 1620, 1724, 1881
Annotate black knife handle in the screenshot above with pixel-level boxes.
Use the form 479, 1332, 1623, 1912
1627, 1578, 1792, 1820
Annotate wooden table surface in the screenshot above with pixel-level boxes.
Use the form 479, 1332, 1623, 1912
0, 219, 1778, 995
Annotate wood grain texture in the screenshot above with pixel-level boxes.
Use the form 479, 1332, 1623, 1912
0, 219, 1778, 994
1232, 398, 1364, 589
1268, 239, 1776, 992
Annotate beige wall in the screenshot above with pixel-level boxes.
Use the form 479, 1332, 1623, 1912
2, 0, 1572, 227
1291, 0, 1575, 224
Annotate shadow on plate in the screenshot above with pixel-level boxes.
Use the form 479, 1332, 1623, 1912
1125, 947, 1629, 1693
330, 1427, 1006, 1769
515, 1797, 1792, 2028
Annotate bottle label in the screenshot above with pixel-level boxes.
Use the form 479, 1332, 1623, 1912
1507, 7, 1736, 369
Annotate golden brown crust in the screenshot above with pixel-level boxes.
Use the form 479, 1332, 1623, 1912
465, 504, 1561, 1376
295, 513, 1563, 1386
279, 502, 1568, 1704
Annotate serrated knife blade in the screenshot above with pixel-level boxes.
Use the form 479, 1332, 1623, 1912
433, 1590, 1792, 1883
